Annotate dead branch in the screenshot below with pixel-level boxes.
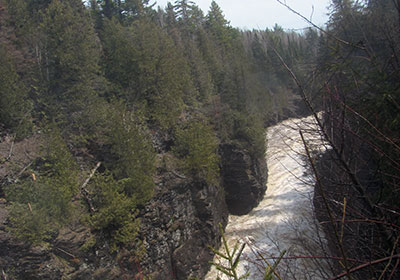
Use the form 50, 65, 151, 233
255, 255, 363, 264
319, 219, 400, 230
388, 258, 399, 280
80, 162, 101, 213
1, 161, 33, 186
5, 139, 14, 162
81, 162, 101, 190
172, 170, 186, 179
274, 0, 363, 49
300, 130, 353, 280
329, 254, 400, 280
378, 236, 400, 280
56, 247, 76, 259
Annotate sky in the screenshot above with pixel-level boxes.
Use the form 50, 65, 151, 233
154, 0, 331, 31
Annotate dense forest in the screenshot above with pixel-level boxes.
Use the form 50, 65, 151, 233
0, 0, 399, 279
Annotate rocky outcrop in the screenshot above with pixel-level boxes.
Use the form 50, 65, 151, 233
132, 172, 228, 279
0, 132, 267, 279
0, 175, 228, 280
220, 144, 267, 215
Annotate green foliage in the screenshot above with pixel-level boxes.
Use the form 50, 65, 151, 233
80, 234, 97, 252
5, 126, 79, 244
38, 0, 102, 118
217, 109, 266, 158
95, 0, 154, 22
87, 100, 156, 205
320, 0, 400, 208
89, 172, 141, 252
0, 46, 32, 138
231, 112, 266, 158
209, 224, 249, 280
173, 119, 220, 185
1, 0, 284, 260
7, 203, 56, 244
206, 1, 231, 46
101, 18, 188, 129
105, 106, 155, 204
72, 99, 155, 252
210, 224, 285, 280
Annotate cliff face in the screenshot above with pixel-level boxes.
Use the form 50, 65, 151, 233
136, 173, 228, 279
135, 142, 268, 278
221, 144, 267, 215
0, 134, 267, 279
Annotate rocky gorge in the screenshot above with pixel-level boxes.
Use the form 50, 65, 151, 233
0, 132, 267, 279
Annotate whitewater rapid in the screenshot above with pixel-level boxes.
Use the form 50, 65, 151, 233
206, 115, 332, 279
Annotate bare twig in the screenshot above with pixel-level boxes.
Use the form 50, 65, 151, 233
340, 198, 347, 245
378, 236, 400, 280
326, 88, 400, 154
272, 44, 385, 224
1, 161, 34, 186
16, 161, 33, 180
388, 258, 400, 280
2, 269, 7, 280
319, 219, 400, 230
256, 255, 363, 264
300, 130, 353, 280
329, 254, 400, 280
171, 170, 186, 179
274, 0, 364, 50
56, 247, 76, 259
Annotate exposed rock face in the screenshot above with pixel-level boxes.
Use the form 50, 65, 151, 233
134, 173, 228, 279
220, 144, 267, 215
0, 178, 228, 280
0, 202, 122, 279
0, 132, 267, 279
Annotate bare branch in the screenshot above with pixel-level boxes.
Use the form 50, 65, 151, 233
329, 254, 400, 280
80, 162, 101, 213
274, 0, 364, 50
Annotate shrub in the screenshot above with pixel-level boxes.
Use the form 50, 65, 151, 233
89, 172, 141, 252
219, 109, 266, 158
103, 103, 155, 204
173, 119, 220, 185
5, 126, 79, 244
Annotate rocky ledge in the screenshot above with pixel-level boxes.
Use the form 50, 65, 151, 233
220, 144, 267, 215
0, 139, 267, 279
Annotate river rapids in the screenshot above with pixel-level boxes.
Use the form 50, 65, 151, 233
206, 114, 332, 279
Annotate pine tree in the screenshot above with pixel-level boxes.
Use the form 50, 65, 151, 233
101, 17, 190, 128
39, 0, 102, 120
0, 3, 32, 136
0, 46, 31, 136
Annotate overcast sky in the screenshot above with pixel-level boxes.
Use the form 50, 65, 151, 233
154, 0, 331, 30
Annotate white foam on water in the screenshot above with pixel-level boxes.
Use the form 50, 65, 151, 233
206, 114, 332, 279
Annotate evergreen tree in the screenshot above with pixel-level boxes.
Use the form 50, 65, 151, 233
0, 3, 32, 136
37, 0, 102, 123
5, 126, 80, 244
174, 0, 195, 21
173, 119, 220, 185
0, 46, 31, 136
101, 17, 190, 128
206, 1, 229, 34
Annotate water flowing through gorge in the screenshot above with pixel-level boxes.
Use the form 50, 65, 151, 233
206, 115, 332, 279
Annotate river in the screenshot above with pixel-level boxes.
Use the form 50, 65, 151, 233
206, 114, 332, 279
